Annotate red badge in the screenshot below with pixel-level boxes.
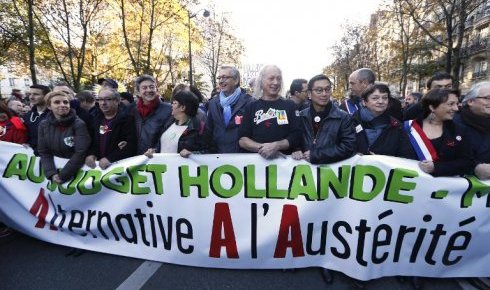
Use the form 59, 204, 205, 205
446, 140, 455, 147
235, 115, 242, 125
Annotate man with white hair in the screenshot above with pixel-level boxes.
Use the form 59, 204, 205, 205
238, 65, 301, 159
455, 81, 490, 180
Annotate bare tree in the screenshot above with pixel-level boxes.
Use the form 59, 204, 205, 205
200, 11, 245, 91
34, 0, 103, 90
400, 0, 485, 88
0, 0, 38, 83
118, 0, 195, 76
324, 23, 364, 99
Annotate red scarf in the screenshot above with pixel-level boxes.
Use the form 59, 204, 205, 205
137, 97, 159, 119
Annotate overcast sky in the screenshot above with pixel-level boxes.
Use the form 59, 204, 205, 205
198, 0, 385, 89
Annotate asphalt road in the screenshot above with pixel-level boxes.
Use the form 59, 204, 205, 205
0, 232, 469, 290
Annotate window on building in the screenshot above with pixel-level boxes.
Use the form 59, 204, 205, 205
24, 78, 30, 86
8, 78, 15, 86
474, 61, 488, 73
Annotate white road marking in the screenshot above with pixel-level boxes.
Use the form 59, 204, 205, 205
116, 261, 163, 290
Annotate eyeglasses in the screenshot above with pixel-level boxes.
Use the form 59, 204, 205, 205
312, 87, 332, 94
52, 100, 69, 105
300, 90, 308, 94
217, 76, 233, 81
476, 96, 490, 101
96, 97, 116, 102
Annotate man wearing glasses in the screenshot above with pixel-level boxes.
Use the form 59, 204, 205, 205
292, 74, 356, 164
289, 79, 309, 111
456, 81, 490, 180
204, 65, 253, 153
85, 87, 137, 169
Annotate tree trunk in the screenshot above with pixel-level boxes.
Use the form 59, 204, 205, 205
27, 0, 37, 84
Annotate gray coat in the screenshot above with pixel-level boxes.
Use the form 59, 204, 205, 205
38, 110, 91, 182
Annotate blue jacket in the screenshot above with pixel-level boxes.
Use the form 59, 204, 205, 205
203, 89, 253, 153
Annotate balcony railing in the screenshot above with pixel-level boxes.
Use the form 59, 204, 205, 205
462, 36, 490, 57
473, 9, 490, 27
472, 70, 488, 80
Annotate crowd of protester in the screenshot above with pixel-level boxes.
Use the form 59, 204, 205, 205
1, 65, 489, 288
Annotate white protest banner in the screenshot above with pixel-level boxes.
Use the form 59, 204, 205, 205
0, 141, 489, 280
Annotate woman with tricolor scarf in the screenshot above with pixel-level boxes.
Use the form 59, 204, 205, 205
0, 100, 28, 144
403, 88, 474, 176
131, 74, 172, 154
351, 83, 416, 159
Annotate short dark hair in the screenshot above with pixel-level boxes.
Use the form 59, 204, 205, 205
135, 74, 156, 91
189, 86, 204, 103
361, 83, 391, 101
172, 91, 199, 117
30, 84, 50, 96
75, 90, 95, 103
290, 79, 307, 95
421, 88, 460, 118
409, 92, 422, 102
308, 75, 332, 91
120, 92, 134, 103
427, 72, 453, 89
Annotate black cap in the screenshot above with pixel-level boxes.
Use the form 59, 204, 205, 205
98, 78, 118, 89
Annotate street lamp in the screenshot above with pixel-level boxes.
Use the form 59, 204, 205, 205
188, 9, 210, 86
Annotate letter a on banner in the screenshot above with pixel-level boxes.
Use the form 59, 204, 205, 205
274, 205, 305, 258
209, 203, 239, 258
29, 188, 56, 230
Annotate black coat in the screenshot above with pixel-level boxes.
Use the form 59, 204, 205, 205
351, 111, 417, 159
403, 102, 423, 121
408, 118, 475, 177
453, 112, 490, 164
38, 110, 91, 182
299, 104, 357, 164
154, 116, 204, 153
23, 106, 49, 154
88, 105, 137, 162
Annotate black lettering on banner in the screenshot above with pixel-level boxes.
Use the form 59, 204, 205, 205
331, 221, 351, 259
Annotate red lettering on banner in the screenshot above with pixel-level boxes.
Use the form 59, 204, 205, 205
274, 205, 305, 258
209, 203, 239, 258
29, 188, 56, 230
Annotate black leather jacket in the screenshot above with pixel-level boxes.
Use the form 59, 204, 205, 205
299, 104, 357, 164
